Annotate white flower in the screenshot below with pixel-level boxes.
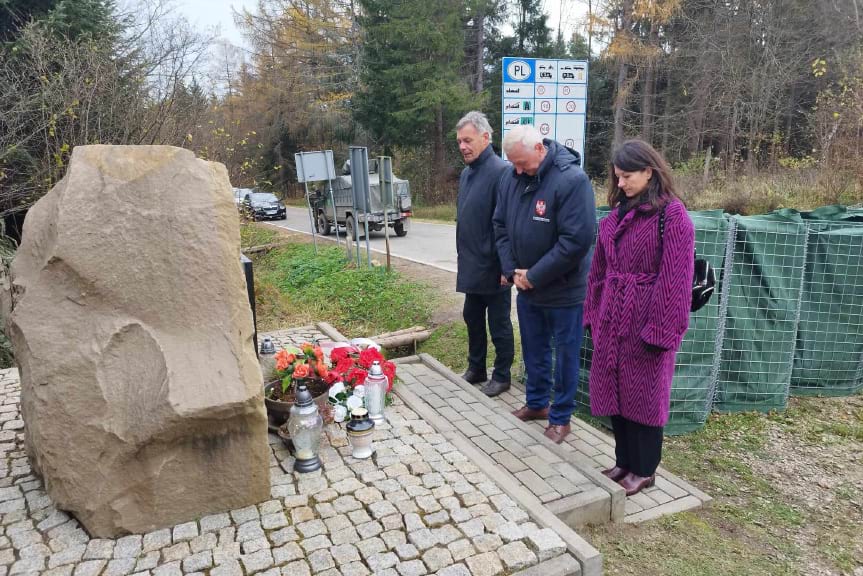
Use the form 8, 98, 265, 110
346, 395, 363, 411
333, 404, 347, 423
352, 384, 366, 398
328, 381, 346, 400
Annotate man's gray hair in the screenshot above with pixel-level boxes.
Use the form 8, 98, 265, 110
456, 111, 493, 137
502, 125, 543, 154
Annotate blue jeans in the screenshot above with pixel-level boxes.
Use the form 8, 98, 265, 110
517, 295, 584, 426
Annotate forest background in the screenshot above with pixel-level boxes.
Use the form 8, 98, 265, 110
2, 0, 862, 236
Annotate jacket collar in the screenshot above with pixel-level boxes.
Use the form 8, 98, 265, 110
469, 144, 495, 168
535, 141, 555, 180
611, 197, 666, 242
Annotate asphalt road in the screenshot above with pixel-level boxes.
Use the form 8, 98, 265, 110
268, 206, 458, 272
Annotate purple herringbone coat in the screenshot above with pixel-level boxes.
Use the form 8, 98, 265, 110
584, 199, 695, 427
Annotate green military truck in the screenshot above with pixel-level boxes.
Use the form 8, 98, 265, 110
310, 160, 412, 239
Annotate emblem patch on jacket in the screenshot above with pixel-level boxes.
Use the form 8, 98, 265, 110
535, 200, 546, 216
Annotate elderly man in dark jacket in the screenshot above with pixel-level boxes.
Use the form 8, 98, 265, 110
493, 125, 596, 443
455, 111, 514, 397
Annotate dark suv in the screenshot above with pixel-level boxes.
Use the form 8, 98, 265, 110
243, 192, 286, 221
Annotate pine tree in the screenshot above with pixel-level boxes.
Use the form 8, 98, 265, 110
354, 0, 480, 202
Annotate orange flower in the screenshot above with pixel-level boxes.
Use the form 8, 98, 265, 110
275, 350, 293, 371
314, 347, 324, 359
293, 363, 310, 379
316, 361, 328, 378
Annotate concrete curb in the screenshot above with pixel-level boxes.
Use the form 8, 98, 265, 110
513, 553, 583, 576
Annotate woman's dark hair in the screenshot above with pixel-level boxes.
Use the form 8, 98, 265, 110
607, 139, 680, 209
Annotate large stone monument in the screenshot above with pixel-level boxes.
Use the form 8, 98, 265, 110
5, 145, 270, 537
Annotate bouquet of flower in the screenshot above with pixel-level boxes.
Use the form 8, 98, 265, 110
326, 345, 396, 423
268, 343, 340, 398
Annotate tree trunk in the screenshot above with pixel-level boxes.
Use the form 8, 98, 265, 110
728, 101, 738, 179
612, 0, 633, 148
746, 115, 759, 175
432, 105, 446, 203
474, 11, 485, 92
660, 75, 673, 157
702, 145, 712, 190
613, 61, 628, 147
687, 82, 707, 156
641, 23, 658, 144
783, 82, 797, 157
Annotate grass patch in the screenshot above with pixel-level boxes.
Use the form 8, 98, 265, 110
282, 196, 308, 207
418, 322, 469, 370
418, 319, 525, 382
240, 223, 279, 248
585, 508, 799, 576
412, 204, 456, 223
773, 398, 863, 443
251, 242, 434, 338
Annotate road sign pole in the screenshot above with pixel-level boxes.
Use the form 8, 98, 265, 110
380, 156, 393, 271
328, 181, 340, 247
304, 181, 318, 255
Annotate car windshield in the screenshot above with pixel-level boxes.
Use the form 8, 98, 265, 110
249, 193, 279, 203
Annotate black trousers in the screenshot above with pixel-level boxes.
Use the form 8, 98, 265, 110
611, 415, 664, 477
463, 290, 514, 382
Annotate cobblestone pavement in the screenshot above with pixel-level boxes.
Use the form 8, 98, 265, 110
0, 327, 587, 576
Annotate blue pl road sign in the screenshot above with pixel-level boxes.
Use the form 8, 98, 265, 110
501, 57, 588, 165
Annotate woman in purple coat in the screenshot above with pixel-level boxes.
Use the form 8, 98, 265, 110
584, 140, 695, 496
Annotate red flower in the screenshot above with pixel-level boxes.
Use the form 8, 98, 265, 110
359, 347, 385, 369
325, 370, 341, 385
330, 347, 355, 363
334, 357, 355, 375
346, 367, 368, 385
382, 361, 396, 392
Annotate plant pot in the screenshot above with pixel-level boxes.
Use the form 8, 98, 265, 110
264, 378, 330, 433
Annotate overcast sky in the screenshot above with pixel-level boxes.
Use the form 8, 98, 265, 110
170, 0, 589, 52
171, 0, 257, 48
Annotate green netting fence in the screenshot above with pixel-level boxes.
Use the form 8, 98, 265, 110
790, 206, 863, 397
573, 205, 863, 434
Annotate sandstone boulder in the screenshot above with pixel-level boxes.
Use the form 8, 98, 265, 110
6, 145, 270, 537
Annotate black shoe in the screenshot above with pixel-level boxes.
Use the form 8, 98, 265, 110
461, 368, 487, 384
481, 379, 510, 397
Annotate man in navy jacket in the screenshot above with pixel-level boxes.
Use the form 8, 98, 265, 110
455, 111, 514, 397
493, 125, 595, 443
